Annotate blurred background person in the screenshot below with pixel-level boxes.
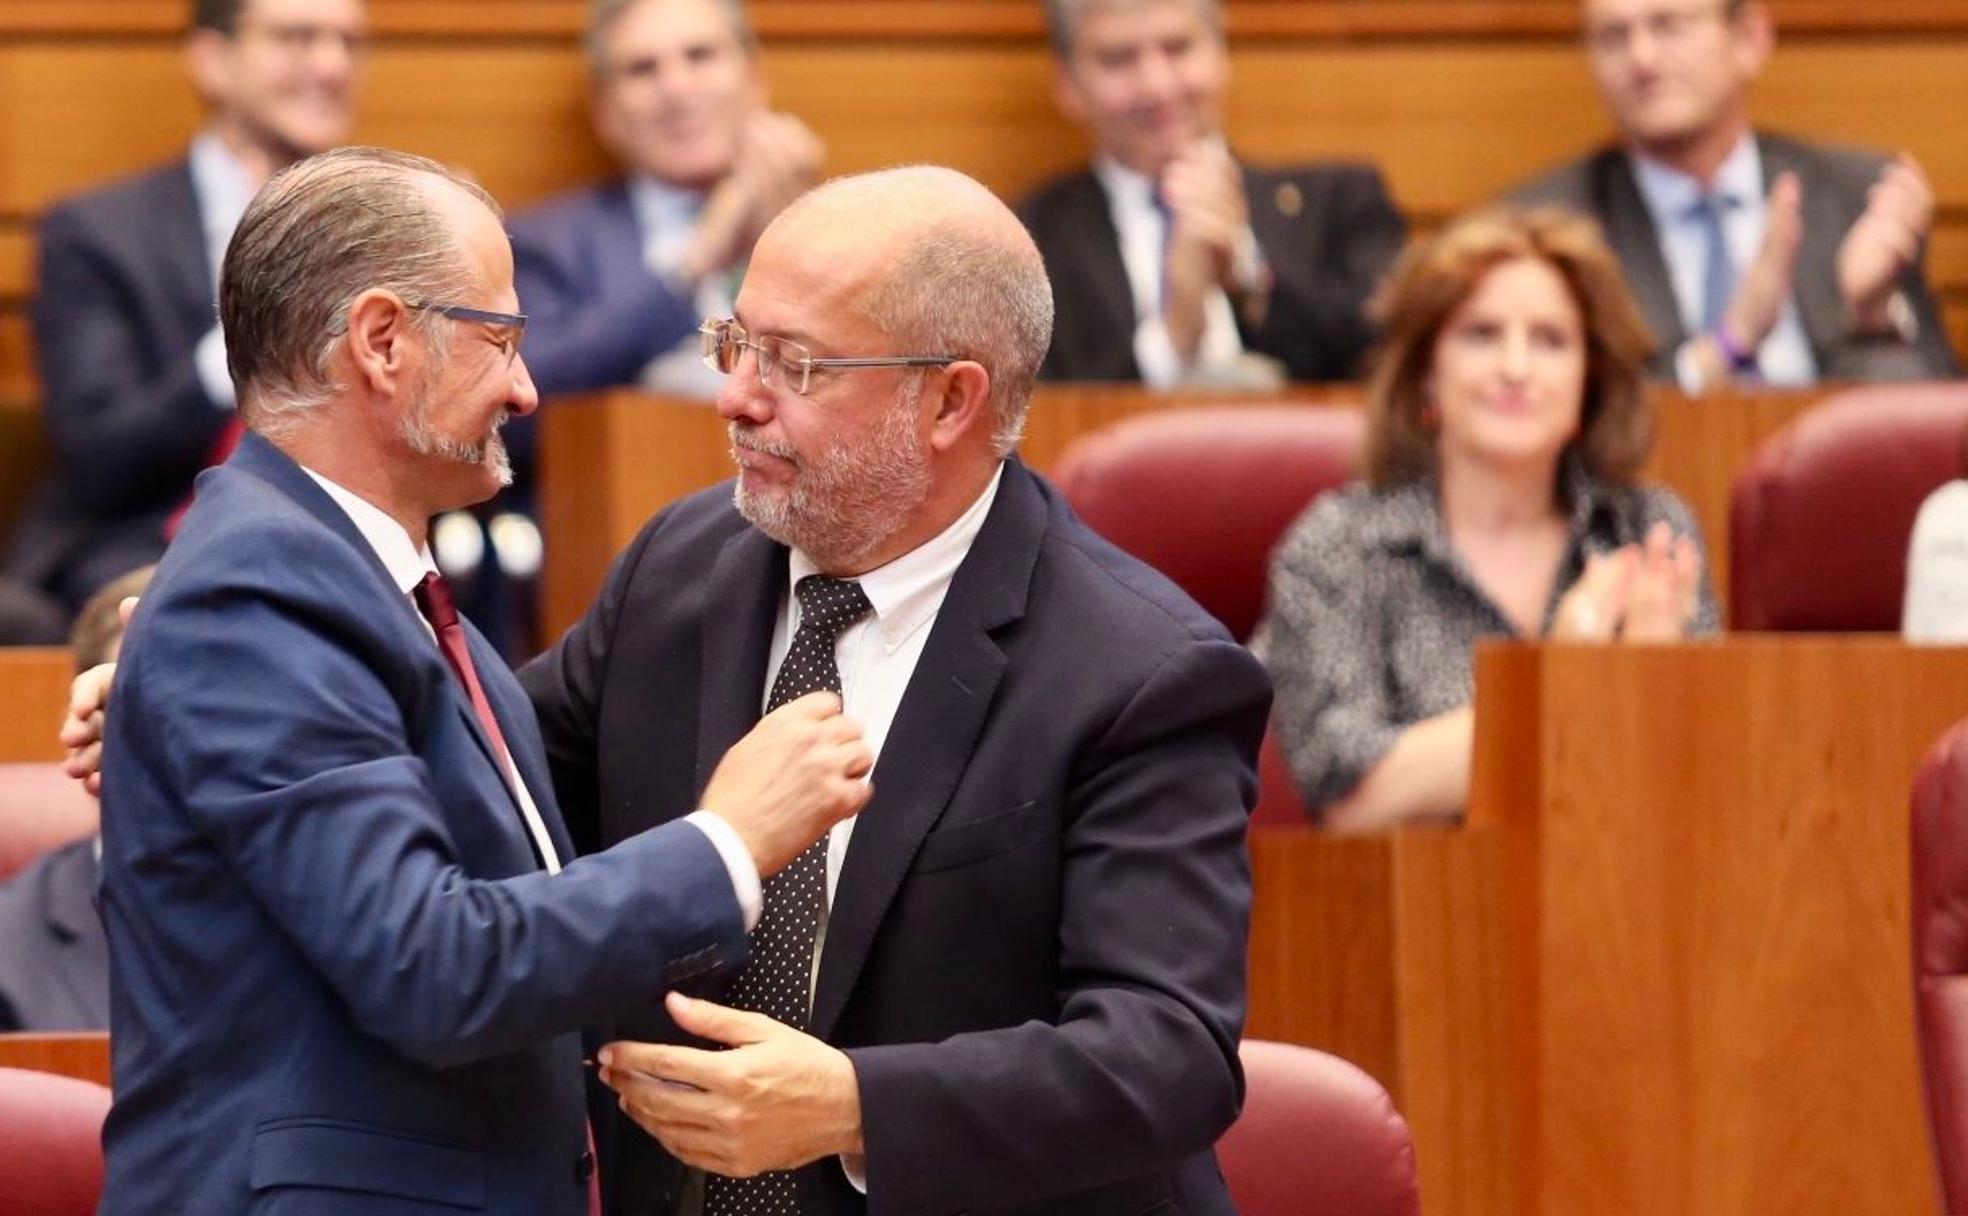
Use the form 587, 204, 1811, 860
0, 564, 152, 1033
1514, 0, 1956, 392
508, 0, 821, 407
3, 0, 364, 619
1904, 420, 1968, 643
1021, 0, 1404, 387
1255, 207, 1718, 833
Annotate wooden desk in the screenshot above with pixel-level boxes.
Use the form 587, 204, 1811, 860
0, 1032, 109, 1087
540, 385, 1819, 640
0, 647, 71, 761
1247, 638, 1968, 1216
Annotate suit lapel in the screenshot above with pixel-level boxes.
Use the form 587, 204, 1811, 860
1592, 150, 1687, 352
695, 527, 787, 795
158, 161, 219, 328
809, 464, 1046, 1041
1759, 133, 1845, 364
595, 181, 658, 306
1061, 174, 1143, 376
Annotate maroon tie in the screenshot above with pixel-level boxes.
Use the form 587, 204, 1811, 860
412, 570, 602, 1216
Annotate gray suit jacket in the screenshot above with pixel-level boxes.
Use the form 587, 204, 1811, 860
0, 837, 107, 1032
1511, 131, 1959, 382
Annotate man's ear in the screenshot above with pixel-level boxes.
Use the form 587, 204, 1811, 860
343, 289, 414, 397
183, 29, 233, 110
926, 361, 993, 454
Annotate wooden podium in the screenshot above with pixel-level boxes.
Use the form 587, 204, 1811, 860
1248, 638, 1968, 1216
539, 385, 1818, 640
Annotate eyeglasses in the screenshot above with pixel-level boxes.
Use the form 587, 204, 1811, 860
234, 20, 369, 59
406, 301, 528, 368
699, 318, 956, 396
1584, 3, 1732, 56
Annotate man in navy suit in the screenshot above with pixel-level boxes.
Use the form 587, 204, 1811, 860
1019, 0, 1405, 387
508, 0, 822, 405
8, 0, 367, 613
528, 166, 1270, 1215
97, 146, 873, 1216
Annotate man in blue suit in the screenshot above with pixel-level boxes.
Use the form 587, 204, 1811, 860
8, 0, 367, 614
508, 0, 822, 405
97, 146, 873, 1216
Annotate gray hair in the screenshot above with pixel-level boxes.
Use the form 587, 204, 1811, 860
1044, 0, 1222, 59
848, 177, 1055, 458
585, 0, 756, 82
221, 146, 499, 437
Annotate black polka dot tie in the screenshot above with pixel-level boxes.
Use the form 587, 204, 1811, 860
704, 575, 872, 1216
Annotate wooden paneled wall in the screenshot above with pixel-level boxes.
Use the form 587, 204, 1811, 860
1, 1, 1965, 409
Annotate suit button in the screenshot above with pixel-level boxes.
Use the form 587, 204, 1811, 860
576, 1149, 596, 1183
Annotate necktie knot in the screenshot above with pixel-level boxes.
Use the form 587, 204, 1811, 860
413, 571, 459, 633
793, 575, 873, 639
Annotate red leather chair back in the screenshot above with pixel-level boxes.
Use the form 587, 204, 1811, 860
1730, 383, 1968, 630
1913, 717, 1968, 1215
0, 763, 98, 881
0, 1067, 111, 1215
1219, 1039, 1419, 1216
1051, 405, 1363, 643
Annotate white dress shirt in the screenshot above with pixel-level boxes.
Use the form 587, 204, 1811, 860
297, 466, 761, 918
628, 174, 732, 398
1906, 479, 1968, 643
1630, 134, 1817, 389
1093, 150, 1258, 389
187, 129, 258, 409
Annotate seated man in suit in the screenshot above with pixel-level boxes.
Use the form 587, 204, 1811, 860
8, 0, 367, 615
1512, 0, 1958, 390
94, 146, 872, 1216
508, 0, 822, 404
1019, 0, 1405, 387
522, 165, 1271, 1214
0, 564, 151, 1032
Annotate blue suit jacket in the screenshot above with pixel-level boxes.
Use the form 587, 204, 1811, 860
98, 432, 748, 1215
523, 461, 1270, 1215
6, 159, 234, 604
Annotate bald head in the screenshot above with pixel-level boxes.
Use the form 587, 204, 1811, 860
763, 166, 1055, 455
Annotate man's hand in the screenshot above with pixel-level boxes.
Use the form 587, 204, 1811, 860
59, 662, 117, 796
700, 692, 872, 877
599, 992, 864, 1178
1838, 153, 1933, 334
1720, 170, 1804, 357
1159, 142, 1251, 362
680, 112, 825, 284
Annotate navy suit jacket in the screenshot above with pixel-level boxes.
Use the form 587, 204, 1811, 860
1018, 161, 1405, 383
98, 432, 749, 1215
522, 461, 1270, 1215
7, 159, 236, 604
1511, 132, 1960, 382
0, 836, 107, 1032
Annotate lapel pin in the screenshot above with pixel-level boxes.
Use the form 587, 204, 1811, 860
1275, 183, 1304, 218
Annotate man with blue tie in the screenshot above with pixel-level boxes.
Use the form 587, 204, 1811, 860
95, 146, 873, 1216
1513, 0, 1957, 389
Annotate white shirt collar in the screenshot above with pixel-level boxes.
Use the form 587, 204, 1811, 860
299, 467, 439, 596
786, 463, 1005, 653
627, 174, 708, 270
1629, 130, 1761, 223
187, 129, 260, 294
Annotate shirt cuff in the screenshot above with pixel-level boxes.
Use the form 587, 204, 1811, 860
195, 324, 237, 409
1133, 291, 1246, 389
839, 1153, 868, 1194
1672, 338, 1708, 394
681, 809, 762, 931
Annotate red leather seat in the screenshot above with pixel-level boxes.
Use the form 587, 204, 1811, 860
1051, 404, 1363, 643
1219, 1039, 1419, 1216
1730, 383, 1968, 630
0, 762, 98, 882
1053, 406, 1362, 827
1913, 717, 1968, 1214
0, 1067, 111, 1215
